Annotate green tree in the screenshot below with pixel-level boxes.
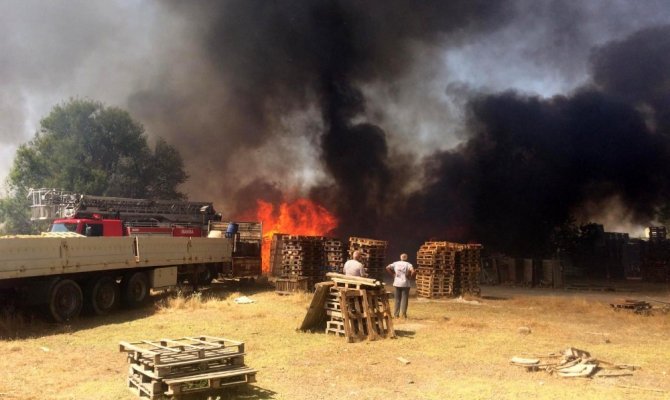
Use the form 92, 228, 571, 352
0, 99, 188, 234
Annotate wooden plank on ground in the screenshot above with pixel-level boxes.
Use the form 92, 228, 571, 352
298, 281, 334, 331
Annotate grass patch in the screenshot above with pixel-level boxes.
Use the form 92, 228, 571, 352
0, 286, 669, 399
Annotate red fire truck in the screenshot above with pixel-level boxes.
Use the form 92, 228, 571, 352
29, 188, 219, 238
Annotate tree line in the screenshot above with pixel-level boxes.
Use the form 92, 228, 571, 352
0, 99, 188, 234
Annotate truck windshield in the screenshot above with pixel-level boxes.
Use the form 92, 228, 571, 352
51, 223, 78, 233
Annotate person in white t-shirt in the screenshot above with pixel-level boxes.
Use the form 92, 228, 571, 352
386, 253, 415, 318
343, 250, 366, 277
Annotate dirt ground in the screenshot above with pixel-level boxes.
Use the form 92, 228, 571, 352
0, 281, 668, 400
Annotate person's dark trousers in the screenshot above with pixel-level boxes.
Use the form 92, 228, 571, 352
394, 286, 410, 318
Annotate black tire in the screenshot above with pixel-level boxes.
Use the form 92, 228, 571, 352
85, 276, 120, 315
121, 272, 150, 308
48, 279, 83, 322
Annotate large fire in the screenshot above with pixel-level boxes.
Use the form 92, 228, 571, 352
247, 199, 338, 272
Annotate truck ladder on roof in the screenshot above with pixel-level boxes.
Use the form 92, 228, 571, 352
28, 188, 216, 223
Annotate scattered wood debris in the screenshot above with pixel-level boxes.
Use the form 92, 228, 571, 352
119, 336, 256, 399
610, 299, 653, 315
510, 347, 637, 379
396, 357, 411, 365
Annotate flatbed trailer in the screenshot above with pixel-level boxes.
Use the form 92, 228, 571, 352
0, 234, 233, 322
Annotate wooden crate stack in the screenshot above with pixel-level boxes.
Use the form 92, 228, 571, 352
415, 241, 483, 298
348, 237, 388, 279
324, 273, 395, 342
281, 235, 326, 289
119, 336, 256, 400
323, 238, 345, 273
269, 233, 288, 277
415, 241, 457, 298
455, 244, 483, 295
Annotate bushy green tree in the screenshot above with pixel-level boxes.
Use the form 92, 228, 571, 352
0, 99, 188, 234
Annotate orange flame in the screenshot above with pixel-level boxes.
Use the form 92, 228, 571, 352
251, 199, 338, 273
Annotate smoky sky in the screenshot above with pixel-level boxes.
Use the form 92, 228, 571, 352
4, 1, 670, 255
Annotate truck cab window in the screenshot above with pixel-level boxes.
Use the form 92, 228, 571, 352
84, 224, 104, 237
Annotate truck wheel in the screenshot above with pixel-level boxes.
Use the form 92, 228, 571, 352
85, 276, 119, 315
48, 279, 83, 322
121, 272, 149, 308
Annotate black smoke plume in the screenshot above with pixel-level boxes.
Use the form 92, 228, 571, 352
140, 3, 670, 256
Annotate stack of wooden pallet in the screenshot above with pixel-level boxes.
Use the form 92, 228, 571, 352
323, 238, 345, 273
323, 273, 395, 342
415, 241, 483, 298
269, 233, 288, 277
455, 244, 483, 295
119, 336, 256, 400
415, 241, 457, 298
348, 237, 388, 279
281, 235, 326, 290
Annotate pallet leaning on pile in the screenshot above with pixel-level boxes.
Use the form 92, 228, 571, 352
348, 237, 388, 279
324, 272, 395, 342
415, 241, 483, 298
119, 335, 256, 400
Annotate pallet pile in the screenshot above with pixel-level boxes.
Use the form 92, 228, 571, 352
416, 242, 457, 298
323, 238, 345, 273
323, 273, 395, 342
348, 237, 388, 279
281, 235, 326, 290
415, 241, 483, 298
119, 336, 256, 400
269, 233, 288, 277
455, 244, 483, 295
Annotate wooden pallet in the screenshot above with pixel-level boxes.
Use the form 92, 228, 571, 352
326, 320, 346, 336
127, 366, 257, 400
120, 336, 245, 369
275, 277, 311, 294
128, 354, 246, 380
339, 289, 370, 343
122, 335, 255, 400
165, 367, 257, 397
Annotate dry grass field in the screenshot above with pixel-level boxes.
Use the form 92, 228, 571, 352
0, 282, 669, 400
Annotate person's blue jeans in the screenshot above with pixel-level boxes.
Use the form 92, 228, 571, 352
394, 286, 410, 318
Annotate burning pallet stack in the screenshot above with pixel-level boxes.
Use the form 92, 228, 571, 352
323, 273, 395, 342
348, 237, 388, 279
280, 235, 326, 290
415, 241, 482, 298
323, 238, 345, 273
120, 336, 256, 400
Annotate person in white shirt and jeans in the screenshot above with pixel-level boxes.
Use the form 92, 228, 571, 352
386, 253, 415, 319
